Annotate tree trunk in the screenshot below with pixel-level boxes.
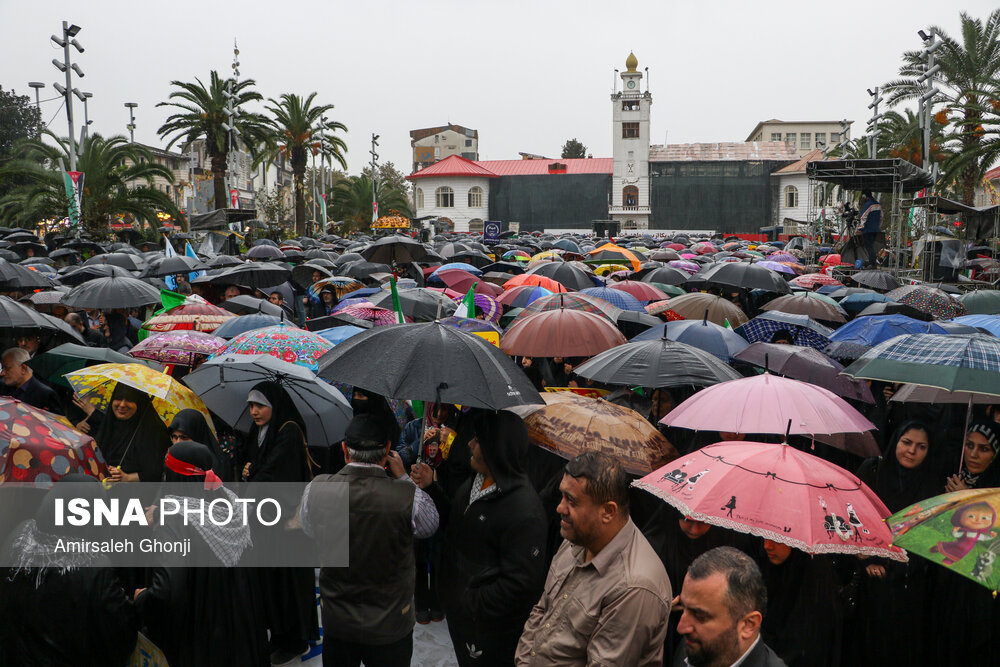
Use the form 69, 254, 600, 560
211, 151, 228, 210
293, 168, 305, 236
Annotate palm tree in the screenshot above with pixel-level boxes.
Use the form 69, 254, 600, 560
0, 131, 178, 235
880, 109, 952, 166
258, 93, 347, 235
329, 174, 412, 232
882, 10, 1000, 203
157, 71, 269, 210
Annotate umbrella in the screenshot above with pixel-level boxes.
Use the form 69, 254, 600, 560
129, 330, 226, 367
761, 294, 847, 324
141, 301, 235, 333
0, 398, 107, 485
83, 252, 145, 272
661, 373, 876, 440
635, 266, 689, 285
495, 285, 553, 309
314, 324, 367, 345
852, 270, 901, 291
608, 280, 669, 301
573, 336, 741, 388
669, 259, 701, 274
433, 269, 503, 298
502, 273, 569, 293
211, 313, 282, 340
733, 342, 874, 403
525, 262, 594, 291
789, 273, 843, 289
889, 488, 1000, 591
65, 363, 214, 432
155, 255, 208, 277
184, 353, 351, 446
245, 244, 284, 259
291, 264, 333, 290
206, 255, 243, 269
886, 285, 965, 319
59, 264, 135, 286
692, 262, 791, 293
632, 318, 750, 361
755, 261, 796, 275
316, 321, 542, 410
735, 312, 834, 351
953, 315, 1000, 338
61, 275, 161, 309
501, 309, 627, 358
213, 323, 334, 372
519, 393, 678, 476
211, 262, 291, 290
855, 301, 934, 321
336, 303, 409, 326
634, 442, 905, 560
0, 295, 83, 344
825, 315, 949, 360
661, 293, 748, 327
429, 262, 482, 278
517, 292, 621, 323
838, 292, 895, 313
361, 235, 431, 265
368, 288, 457, 321
28, 343, 155, 388
220, 295, 286, 317
437, 316, 503, 337
310, 276, 365, 300
579, 287, 645, 312
960, 291, 1000, 316
0, 259, 54, 289
842, 333, 1000, 397
455, 293, 501, 324
889, 383, 999, 406
644, 301, 684, 321
586, 243, 644, 271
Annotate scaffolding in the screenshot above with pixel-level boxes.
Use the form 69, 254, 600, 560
908, 195, 1000, 286
806, 159, 933, 278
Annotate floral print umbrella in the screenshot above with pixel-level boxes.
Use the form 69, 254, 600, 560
0, 398, 107, 485
212, 323, 335, 372
141, 302, 234, 333
129, 330, 227, 366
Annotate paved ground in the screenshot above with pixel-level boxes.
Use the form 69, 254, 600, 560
301, 617, 458, 666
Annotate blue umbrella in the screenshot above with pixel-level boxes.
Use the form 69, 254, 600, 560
953, 314, 1000, 338
553, 238, 582, 254
579, 287, 645, 312
735, 311, 834, 351
430, 263, 481, 279
825, 314, 948, 359
212, 313, 283, 340
632, 318, 750, 361
838, 292, 896, 313
316, 325, 367, 345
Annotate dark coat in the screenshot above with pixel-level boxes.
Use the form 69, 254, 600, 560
673, 638, 787, 667
14, 375, 63, 416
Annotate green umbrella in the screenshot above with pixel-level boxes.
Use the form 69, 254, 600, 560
649, 283, 687, 298
960, 290, 1000, 316
28, 343, 155, 388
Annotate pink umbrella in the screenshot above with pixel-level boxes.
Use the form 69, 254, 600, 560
340, 303, 413, 326
669, 260, 700, 274
633, 441, 906, 560
660, 373, 875, 437
680, 252, 697, 259
129, 330, 226, 366
609, 280, 668, 301
666, 243, 686, 251
767, 252, 799, 263
435, 269, 504, 297
790, 273, 844, 289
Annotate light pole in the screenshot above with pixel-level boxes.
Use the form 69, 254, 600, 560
319, 116, 328, 232
50, 21, 84, 171
222, 41, 241, 209
917, 28, 942, 175
124, 102, 137, 143
27, 82, 45, 109
370, 133, 380, 227
866, 87, 883, 158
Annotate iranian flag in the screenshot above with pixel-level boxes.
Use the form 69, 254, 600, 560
454, 286, 476, 319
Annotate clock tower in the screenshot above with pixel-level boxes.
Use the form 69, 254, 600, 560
610, 52, 652, 231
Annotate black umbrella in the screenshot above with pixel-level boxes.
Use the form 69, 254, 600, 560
245, 245, 283, 259
573, 337, 742, 388
220, 295, 286, 317
635, 266, 690, 286
206, 255, 243, 269
0, 258, 54, 289
155, 255, 208, 277
340, 260, 391, 282
0, 296, 83, 344
59, 263, 135, 286
362, 236, 431, 265
435, 242, 470, 258
450, 251, 494, 269
210, 262, 291, 289
292, 263, 333, 289
83, 252, 145, 272
851, 270, 901, 291
184, 354, 352, 446
49, 248, 80, 262
61, 275, 161, 309
212, 313, 283, 339
689, 262, 790, 293
0, 249, 20, 262
368, 288, 457, 321
316, 321, 541, 410
332, 252, 364, 267
855, 301, 934, 321
615, 311, 663, 339
526, 262, 594, 291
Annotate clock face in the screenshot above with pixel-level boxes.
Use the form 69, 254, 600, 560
626, 80, 636, 89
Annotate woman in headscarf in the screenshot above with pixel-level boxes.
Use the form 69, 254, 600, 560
135, 441, 268, 667
945, 421, 1000, 492
168, 408, 232, 482
237, 381, 318, 665
308, 284, 339, 319
83, 383, 171, 484
847, 420, 940, 666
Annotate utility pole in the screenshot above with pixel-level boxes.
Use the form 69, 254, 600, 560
319, 116, 328, 232
917, 28, 942, 176
124, 102, 137, 143
50, 21, 84, 171
370, 133, 380, 228
866, 87, 883, 158
222, 40, 241, 209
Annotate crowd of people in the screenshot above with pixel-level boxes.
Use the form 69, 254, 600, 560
0, 227, 997, 667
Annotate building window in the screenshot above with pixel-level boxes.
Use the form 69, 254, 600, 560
770, 133, 782, 142
468, 186, 483, 208
785, 133, 797, 150
623, 185, 638, 207
800, 133, 811, 150
830, 132, 840, 143
622, 122, 640, 139
812, 185, 827, 208
435, 186, 454, 208
622, 100, 640, 111
464, 139, 472, 147
815, 132, 826, 148
784, 185, 798, 209
416, 188, 424, 209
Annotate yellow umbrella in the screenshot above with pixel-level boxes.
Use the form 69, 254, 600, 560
594, 263, 629, 276
65, 363, 215, 435
531, 251, 562, 261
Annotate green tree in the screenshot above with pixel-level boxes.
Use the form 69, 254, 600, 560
157, 71, 269, 211
882, 9, 1000, 203
0, 87, 44, 199
0, 131, 179, 236
561, 138, 587, 159
255, 185, 291, 224
879, 108, 952, 166
362, 161, 408, 194
329, 173, 411, 231
257, 93, 347, 235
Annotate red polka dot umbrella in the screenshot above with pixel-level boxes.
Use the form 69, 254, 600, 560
0, 398, 106, 485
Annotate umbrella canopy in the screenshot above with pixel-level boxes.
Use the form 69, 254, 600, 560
59, 264, 135, 286
632, 318, 750, 361
0, 295, 83, 344
316, 321, 542, 410
141, 301, 235, 333
0, 258, 54, 290
789, 273, 844, 289
634, 442, 905, 560
211, 313, 282, 340
183, 353, 351, 446
525, 262, 594, 291
586, 243, 644, 271
516, 292, 621, 323
210, 262, 291, 290
62, 275, 161, 309
693, 262, 791, 293
129, 330, 226, 366
245, 244, 284, 259
889, 488, 1000, 591
501, 309, 627, 358
520, 393, 678, 476
502, 273, 569, 293
662, 293, 748, 327
636, 266, 689, 286
851, 270, 901, 291
28, 343, 154, 388
889, 383, 999, 405
733, 342, 874, 403
0, 398, 106, 484
368, 288, 457, 321
855, 301, 935, 321
825, 314, 949, 359
213, 323, 334, 372
65, 363, 214, 432
573, 336, 741, 388
579, 287, 645, 312
310, 276, 365, 300
843, 333, 1000, 397
837, 292, 895, 313
886, 285, 965, 319
960, 290, 1000, 316
495, 285, 553, 309
336, 302, 411, 326
314, 325, 367, 345
761, 294, 847, 324
953, 314, 1000, 338
361, 235, 431, 264
220, 295, 286, 317
735, 311, 834, 351
661, 372, 876, 439
155, 255, 208, 277
608, 280, 669, 301
83, 252, 145, 272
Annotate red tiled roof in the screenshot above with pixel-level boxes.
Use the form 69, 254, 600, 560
407, 155, 499, 180
475, 158, 612, 176
774, 148, 827, 174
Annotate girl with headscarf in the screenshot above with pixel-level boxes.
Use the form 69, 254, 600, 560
84, 383, 171, 484
136, 441, 268, 667
168, 408, 232, 482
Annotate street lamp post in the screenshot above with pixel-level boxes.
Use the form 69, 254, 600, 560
370, 133, 380, 228
124, 102, 137, 143
27, 82, 45, 109
319, 116, 327, 232
50, 21, 84, 171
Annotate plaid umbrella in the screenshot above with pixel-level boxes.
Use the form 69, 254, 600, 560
213, 323, 335, 372
0, 398, 107, 485
842, 333, 1000, 396
825, 314, 949, 360
886, 285, 965, 319
141, 302, 235, 333
580, 287, 645, 312
735, 312, 834, 351
789, 273, 844, 289
129, 330, 226, 367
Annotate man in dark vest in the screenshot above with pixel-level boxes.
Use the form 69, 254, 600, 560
300, 413, 439, 667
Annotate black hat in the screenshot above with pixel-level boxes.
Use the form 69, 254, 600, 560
344, 413, 389, 449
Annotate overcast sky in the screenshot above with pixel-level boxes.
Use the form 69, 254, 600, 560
2, 1, 996, 176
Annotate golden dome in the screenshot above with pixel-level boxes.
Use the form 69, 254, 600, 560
625, 52, 638, 72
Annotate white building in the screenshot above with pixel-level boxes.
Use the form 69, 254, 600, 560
609, 52, 652, 230
772, 148, 838, 227
409, 156, 495, 232
746, 119, 853, 157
